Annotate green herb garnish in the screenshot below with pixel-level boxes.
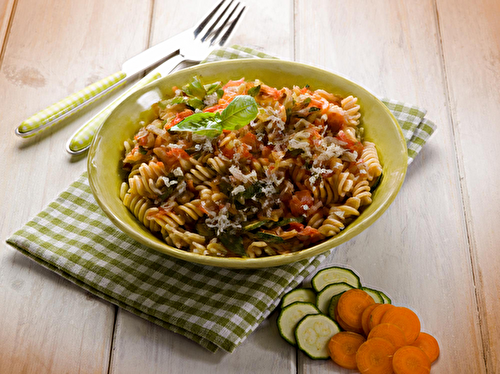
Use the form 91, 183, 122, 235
220, 232, 246, 256
247, 85, 261, 97
170, 95, 258, 137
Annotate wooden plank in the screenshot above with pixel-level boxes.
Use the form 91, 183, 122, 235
436, 0, 500, 371
0, 0, 15, 58
295, 0, 484, 373
0, 0, 153, 372
108, 1, 296, 373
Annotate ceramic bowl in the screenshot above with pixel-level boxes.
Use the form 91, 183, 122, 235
88, 59, 407, 268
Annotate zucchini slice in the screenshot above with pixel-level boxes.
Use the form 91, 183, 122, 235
316, 282, 354, 315
295, 314, 340, 359
328, 292, 346, 321
312, 267, 361, 293
379, 291, 392, 304
281, 288, 316, 308
361, 287, 384, 303
277, 302, 320, 346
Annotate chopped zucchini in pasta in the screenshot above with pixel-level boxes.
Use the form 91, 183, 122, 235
120, 77, 382, 257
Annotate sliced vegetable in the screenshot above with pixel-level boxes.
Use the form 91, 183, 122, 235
281, 288, 316, 308
277, 302, 320, 346
253, 232, 284, 243
243, 220, 269, 231
361, 287, 384, 304
335, 304, 365, 335
380, 307, 421, 345
361, 304, 380, 336
312, 266, 361, 292
368, 323, 406, 350
411, 332, 440, 363
355, 338, 396, 374
295, 314, 340, 359
337, 289, 375, 330
316, 282, 354, 315
379, 291, 392, 304
328, 332, 366, 370
328, 291, 346, 321
392, 346, 431, 374
368, 304, 395, 331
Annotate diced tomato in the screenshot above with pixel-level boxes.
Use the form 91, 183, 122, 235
289, 222, 305, 231
261, 145, 272, 158
203, 104, 227, 113
221, 146, 235, 159
337, 130, 364, 154
240, 132, 260, 150
289, 190, 314, 216
154, 147, 190, 171
222, 78, 245, 89
260, 84, 281, 100
166, 109, 194, 129
299, 226, 324, 243
300, 86, 311, 94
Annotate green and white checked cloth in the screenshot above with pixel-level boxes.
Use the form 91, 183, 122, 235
7, 46, 436, 353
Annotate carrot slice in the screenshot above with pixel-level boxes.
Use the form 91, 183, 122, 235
335, 305, 365, 334
369, 304, 395, 331
381, 307, 421, 345
337, 289, 376, 329
328, 332, 366, 369
411, 332, 440, 363
392, 346, 431, 374
356, 337, 396, 374
368, 323, 406, 350
362, 304, 380, 336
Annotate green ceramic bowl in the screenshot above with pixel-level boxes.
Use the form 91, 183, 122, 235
88, 59, 407, 269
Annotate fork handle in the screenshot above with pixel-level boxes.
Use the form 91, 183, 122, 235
15, 71, 128, 138
66, 54, 186, 155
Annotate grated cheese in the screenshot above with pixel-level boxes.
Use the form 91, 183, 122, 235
203, 92, 219, 107
205, 204, 242, 235
172, 167, 184, 177
231, 185, 246, 195
229, 165, 258, 183
159, 176, 178, 188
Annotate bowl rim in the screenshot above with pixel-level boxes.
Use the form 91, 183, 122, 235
88, 58, 407, 269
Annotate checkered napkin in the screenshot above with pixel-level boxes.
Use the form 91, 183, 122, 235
6, 45, 436, 353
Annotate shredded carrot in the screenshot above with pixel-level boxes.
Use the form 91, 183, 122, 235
337, 289, 376, 330
355, 337, 396, 374
328, 332, 366, 370
392, 346, 431, 374
411, 332, 440, 363
368, 323, 406, 350
381, 307, 421, 345
362, 304, 380, 336
369, 304, 395, 331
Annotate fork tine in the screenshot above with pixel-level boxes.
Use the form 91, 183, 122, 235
214, 4, 245, 46
193, 0, 226, 37
201, 0, 235, 42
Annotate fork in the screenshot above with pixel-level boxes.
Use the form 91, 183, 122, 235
66, 0, 245, 155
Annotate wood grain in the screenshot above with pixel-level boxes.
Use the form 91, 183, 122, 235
0, 0, 15, 58
295, 0, 484, 373
437, 0, 500, 371
0, 0, 153, 373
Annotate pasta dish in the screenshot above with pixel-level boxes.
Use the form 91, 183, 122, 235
119, 77, 382, 258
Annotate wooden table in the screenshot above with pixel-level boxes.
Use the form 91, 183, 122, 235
1, 0, 498, 373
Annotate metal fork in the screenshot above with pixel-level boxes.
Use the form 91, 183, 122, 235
66, 0, 245, 155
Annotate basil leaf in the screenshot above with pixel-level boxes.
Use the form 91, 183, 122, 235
158, 96, 186, 108
170, 112, 223, 137
216, 88, 224, 98
303, 97, 311, 105
220, 95, 258, 130
204, 81, 222, 95
182, 76, 206, 99
247, 85, 261, 97
220, 233, 246, 257
187, 97, 205, 110
309, 107, 320, 112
